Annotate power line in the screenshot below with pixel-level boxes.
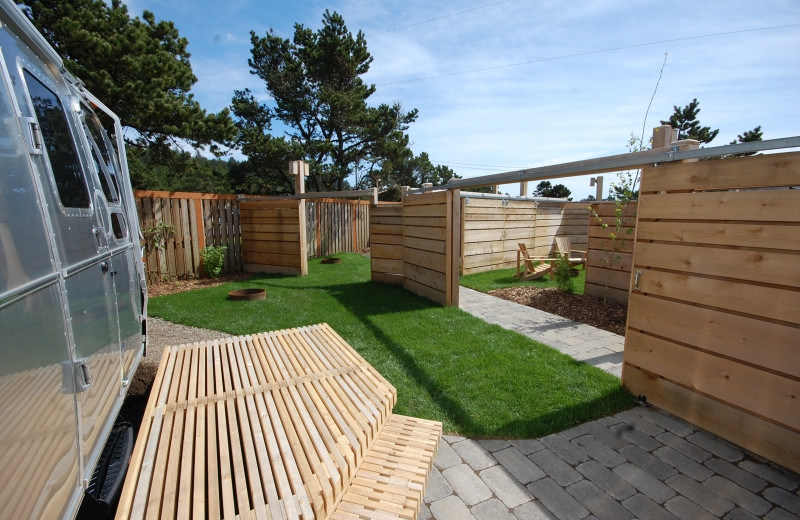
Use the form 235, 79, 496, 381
197, 1, 514, 78
377, 23, 800, 86
366, 0, 513, 37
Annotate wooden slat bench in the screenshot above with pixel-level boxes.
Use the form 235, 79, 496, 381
115, 323, 441, 520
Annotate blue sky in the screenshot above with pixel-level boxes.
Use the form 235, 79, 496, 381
123, 0, 799, 199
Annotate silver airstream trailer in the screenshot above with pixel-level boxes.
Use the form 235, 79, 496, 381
0, 1, 147, 518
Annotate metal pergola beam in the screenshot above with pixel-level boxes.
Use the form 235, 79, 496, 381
443, 136, 800, 191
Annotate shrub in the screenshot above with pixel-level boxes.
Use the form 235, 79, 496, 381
553, 254, 574, 294
200, 245, 227, 278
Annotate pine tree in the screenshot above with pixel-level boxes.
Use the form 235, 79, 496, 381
660, 98, 719, 144
233, 11, 418, 192
27, 0, 235, 152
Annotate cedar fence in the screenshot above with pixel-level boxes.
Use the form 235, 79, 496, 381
240, 199, 307, 276
623, 151, 800, 473
306, 198, 370, 257
585, 202, 638, 304
369, 191, 461, 306
135, 191, 371, 280
135, 191, 242, 281
460, 196, 589, 275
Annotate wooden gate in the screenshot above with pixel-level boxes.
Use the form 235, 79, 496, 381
623, 152, 800, 473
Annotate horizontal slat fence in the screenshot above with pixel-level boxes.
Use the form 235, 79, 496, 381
403, 190, 460, 306
306, 199, 370, 257
623, 152, 800, 474
585, 202, 638, 304
135, 191, 242, 281
370, 204, 404, 285
460, 198, 589, 275
240, 199, 307, 276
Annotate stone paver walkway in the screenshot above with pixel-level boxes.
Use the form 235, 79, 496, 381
418, 287, 800, 520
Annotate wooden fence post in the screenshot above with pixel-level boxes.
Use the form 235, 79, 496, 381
520, 181, 528, 197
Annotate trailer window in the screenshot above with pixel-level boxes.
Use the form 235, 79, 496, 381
82, 103, 120, 202
23, 70, 90, 209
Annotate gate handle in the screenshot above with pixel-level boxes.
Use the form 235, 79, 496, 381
634, 269, 643, 291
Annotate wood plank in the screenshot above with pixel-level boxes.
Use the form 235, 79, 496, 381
634, 242, 800, 288
370, 233, 403, 246
623, 366, 800, 474
402, 216, 447, 230
633, 269, 800, 324
402, 204, 447, 218
403, 235, 446, 255
403, 191, 448, 206
636, 220, 800, 252
245, 240, 302, 255
641, 152, 800, 192
627, 293, 800, 377
585, 268, 631, 291
638, 190, 800, 222
403, 225, 448, 241
584, 282, 629, 305
135, 190, 238, 200
371, 258, 404, 275
403, 248, 447, 273
587, 249, 632, 271
403, 277, 446, 306
625, 330, 800, 431
371, 272, 404, 285
404, 264, 446, 292
371, 244, 404, 260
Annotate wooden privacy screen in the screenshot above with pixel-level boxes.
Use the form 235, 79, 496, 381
369, 204, 403, 286
240, 199, 308, 276
402, 190, 461, 306
460, 198, 588, 275
623, 152, 800, 473
585, 202, 638, 304
369, 192, 460, 306
135, 191, 242, 279
306, 199, 370, 258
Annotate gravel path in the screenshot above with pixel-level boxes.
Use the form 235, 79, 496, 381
128, 317, 228, 395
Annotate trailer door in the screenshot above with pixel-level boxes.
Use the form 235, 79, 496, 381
19, 63, 124, 491
0, 51, 81, 519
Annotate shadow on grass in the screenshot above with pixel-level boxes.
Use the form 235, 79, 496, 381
152, 260, 633, 438
281, 280, 484, 434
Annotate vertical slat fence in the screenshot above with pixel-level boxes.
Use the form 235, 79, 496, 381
305, 199, 370, 258
135, 191, 242, 281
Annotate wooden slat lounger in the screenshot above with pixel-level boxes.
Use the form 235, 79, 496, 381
115, 323, 441, 520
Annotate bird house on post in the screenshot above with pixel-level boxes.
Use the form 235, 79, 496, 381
291, 160, 308, 195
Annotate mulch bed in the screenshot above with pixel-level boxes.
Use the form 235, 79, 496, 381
488, 286, 628, 336
147, 272, 254, 297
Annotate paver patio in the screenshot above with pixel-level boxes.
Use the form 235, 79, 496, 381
418, 287, 800, 519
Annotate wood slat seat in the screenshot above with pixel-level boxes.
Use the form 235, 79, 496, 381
116, 323, 441, 520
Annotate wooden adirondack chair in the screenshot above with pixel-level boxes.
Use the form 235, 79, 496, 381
555, 236, 587, 270
514, 243, 552, 280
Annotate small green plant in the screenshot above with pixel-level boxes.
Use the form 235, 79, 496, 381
200, 245, 227, 278
553, 254, 575, 294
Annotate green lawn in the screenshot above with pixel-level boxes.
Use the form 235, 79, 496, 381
460, 264, 586, 294
149, 254, 632, 437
